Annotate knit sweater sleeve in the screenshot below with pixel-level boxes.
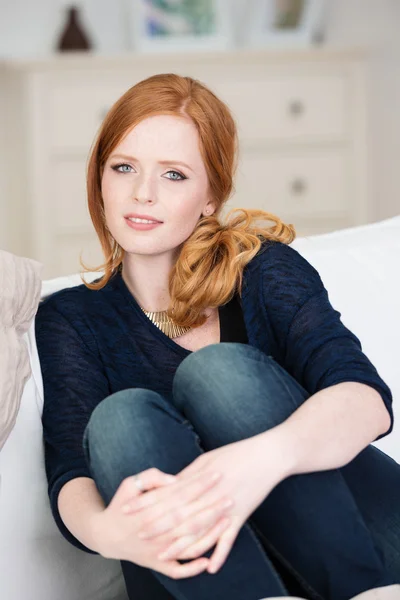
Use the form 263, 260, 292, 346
35, 294, 110, 554
259, 241, 393, 440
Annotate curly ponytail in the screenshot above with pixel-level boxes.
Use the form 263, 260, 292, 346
168, 208, 295, 327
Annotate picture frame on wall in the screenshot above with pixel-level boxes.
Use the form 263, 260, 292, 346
243, 0, 327, 48
128, 0, 234, 53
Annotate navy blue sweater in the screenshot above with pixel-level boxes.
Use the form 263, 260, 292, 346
35, 240, 394, 553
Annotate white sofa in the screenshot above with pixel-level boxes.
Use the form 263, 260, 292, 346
0, 215, 399, 600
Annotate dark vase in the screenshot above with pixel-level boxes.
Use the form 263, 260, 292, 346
57, 6, 92, 52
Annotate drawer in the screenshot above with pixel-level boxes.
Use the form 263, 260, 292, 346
49, 79, 135, 151
229, 150, 350, 220
216, 75, 347, 143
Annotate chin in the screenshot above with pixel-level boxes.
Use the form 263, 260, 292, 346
111, 223, 192, 257
120, 239, 175, 257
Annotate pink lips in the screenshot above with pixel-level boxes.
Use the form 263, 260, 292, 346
125, 217, 163, 231
125, 213, 162, 222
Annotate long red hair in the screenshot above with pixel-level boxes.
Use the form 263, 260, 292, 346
81, 73, 296, 328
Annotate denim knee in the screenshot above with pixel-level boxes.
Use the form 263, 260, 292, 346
85, 388, 161, 444
82, 388, 206, 498
172, 343, 309, 429
173, 343, 267, 394
83, 388, 166, 482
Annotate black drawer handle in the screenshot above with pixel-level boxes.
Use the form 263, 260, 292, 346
288, 100, 305, 117
290, 178, 307, 195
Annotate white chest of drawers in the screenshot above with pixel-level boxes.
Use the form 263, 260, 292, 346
0, 48, 368, 278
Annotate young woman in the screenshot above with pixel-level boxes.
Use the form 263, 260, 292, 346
35, 73, 400, 600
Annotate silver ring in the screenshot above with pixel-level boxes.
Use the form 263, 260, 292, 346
132, 474, 144, 492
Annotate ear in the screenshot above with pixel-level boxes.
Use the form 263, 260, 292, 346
203, 201, 216, 217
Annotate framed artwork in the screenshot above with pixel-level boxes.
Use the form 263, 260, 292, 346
243, 0, 327, 48
128, 0, 234, 53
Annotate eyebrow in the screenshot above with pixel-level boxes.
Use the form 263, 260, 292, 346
109, 154, 195, 173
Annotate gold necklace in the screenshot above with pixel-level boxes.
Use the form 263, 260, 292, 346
140, 307, 192, 339
119, 266, 191, 338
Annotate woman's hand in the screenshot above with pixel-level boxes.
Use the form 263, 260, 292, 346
137, 433, 290, 574
92, 467, 232, 579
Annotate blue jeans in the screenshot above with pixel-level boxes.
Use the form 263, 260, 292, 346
82, 343, 400, 600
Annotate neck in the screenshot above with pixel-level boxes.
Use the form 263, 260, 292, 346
121, 250, 178, 312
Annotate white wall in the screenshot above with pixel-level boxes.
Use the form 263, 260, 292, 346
0, 0, 398, 60
0, 0, 399, 221
326, 0, 400, 221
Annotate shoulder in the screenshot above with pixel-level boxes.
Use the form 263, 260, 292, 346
36, 275, 113, 323
243, 239, 326, 314
35, 277, 118, 353
35, 278, 115, 357
36, 284, 89, 326
252, 239, 320, 272
248, 239, 323, 288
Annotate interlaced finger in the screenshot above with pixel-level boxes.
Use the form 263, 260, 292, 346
123, 470, 221, 515
139, 495, 233, 540
207, 520, 241, 574
159, 517, 231, 562
157, 557, 209, 580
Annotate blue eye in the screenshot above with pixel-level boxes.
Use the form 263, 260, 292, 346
111, 164, 186, 180
164, 170, 186, 181
112, 164, 133, 173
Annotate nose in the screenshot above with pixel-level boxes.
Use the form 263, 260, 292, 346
133, 172, 154, 204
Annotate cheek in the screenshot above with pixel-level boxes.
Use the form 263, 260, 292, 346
101, 173, 126, 224
174, 184, 206, 217
102, 170, 132, 198
172, 195, 203, 231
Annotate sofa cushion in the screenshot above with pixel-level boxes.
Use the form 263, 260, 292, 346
291, 215, 400, 462
0, 250, 42, 450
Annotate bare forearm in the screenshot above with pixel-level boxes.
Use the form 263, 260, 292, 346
58, 477, 105, 553
261, 382, 391, 477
